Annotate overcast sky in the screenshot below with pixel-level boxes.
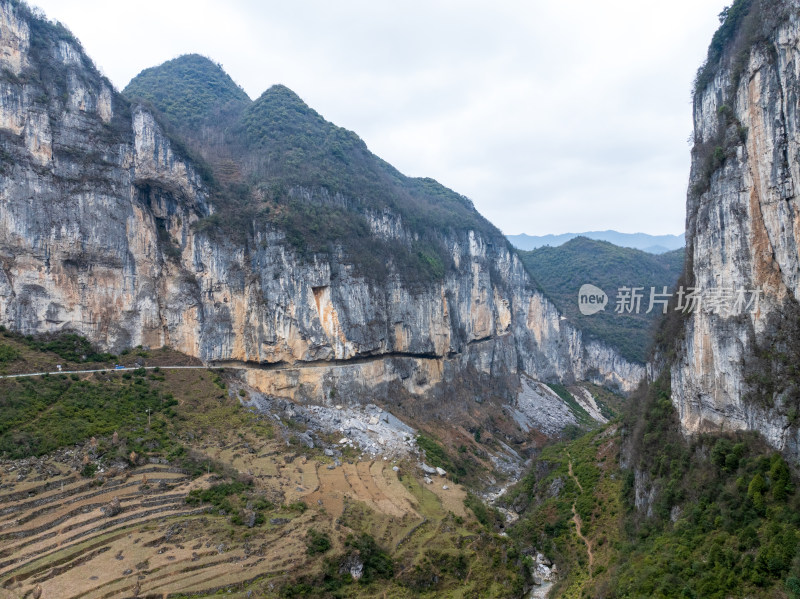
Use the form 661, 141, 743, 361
30, 0, 725, 236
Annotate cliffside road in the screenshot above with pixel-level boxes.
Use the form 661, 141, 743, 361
0, 360, 350, 380
0, 365, 213, 379
568, 456, 594, 575
0, 358, 426, 379
0, 356, 473, 379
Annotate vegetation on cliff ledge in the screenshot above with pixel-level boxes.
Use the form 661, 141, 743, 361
693, 0, 787, 96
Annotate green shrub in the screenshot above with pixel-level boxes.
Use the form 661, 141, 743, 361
0, 375, 177, 458
286, 501, 307, 513
416, 433, 482, 485
306, 530, 331, 555
416, 434, 450, 471
343, 533, 394, 583
185, 481, 249, 510
4, 331, 116, 363
464, 493, 505, 531
0, 344, 20, 364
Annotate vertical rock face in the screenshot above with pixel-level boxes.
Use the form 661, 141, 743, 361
672, 0, 800, 456
0, 1, 643, 411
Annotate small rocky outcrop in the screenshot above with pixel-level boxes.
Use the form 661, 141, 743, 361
101, 496, 122, 517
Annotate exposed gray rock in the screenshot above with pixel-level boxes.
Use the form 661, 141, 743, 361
548, 477, 564, 498
100, 496, 122, 518
242, 390, 416, 457
571, 387, 608, 424
294, 433, 314, 449
420, 463, 437, 475
528, 550, 558, 598
509, 377, 578, 436
339, 553, 364, 581
671, 1, 800, 458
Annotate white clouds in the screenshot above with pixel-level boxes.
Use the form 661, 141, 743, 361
31, 0, 725, 235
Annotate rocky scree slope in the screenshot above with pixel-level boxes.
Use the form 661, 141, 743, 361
0, 1, 642, 420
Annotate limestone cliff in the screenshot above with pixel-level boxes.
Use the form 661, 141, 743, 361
0, 1, 643, 417
672, 0, 800, 456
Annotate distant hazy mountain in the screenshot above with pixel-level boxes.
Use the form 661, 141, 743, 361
507, 230, 685, 253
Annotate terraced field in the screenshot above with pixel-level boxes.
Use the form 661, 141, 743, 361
0, 464, 210, 597
0, 431, 509, 598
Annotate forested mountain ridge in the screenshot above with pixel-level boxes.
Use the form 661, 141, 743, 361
123, 54, 501, 283
519, 237, 684, 363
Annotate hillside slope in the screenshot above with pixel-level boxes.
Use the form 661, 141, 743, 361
123, 55, 502, 283
506, 387, 800, 598
0, 331, 527, 599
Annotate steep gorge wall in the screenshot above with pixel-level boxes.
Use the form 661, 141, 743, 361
672, 0, 800, 456
0, 0, 643, 408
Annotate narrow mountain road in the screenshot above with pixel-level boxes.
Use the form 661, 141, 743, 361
0, 360, 324, 380
0, 365, 213, 379
0, 354, 441, 380
567, 455, 594, 576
